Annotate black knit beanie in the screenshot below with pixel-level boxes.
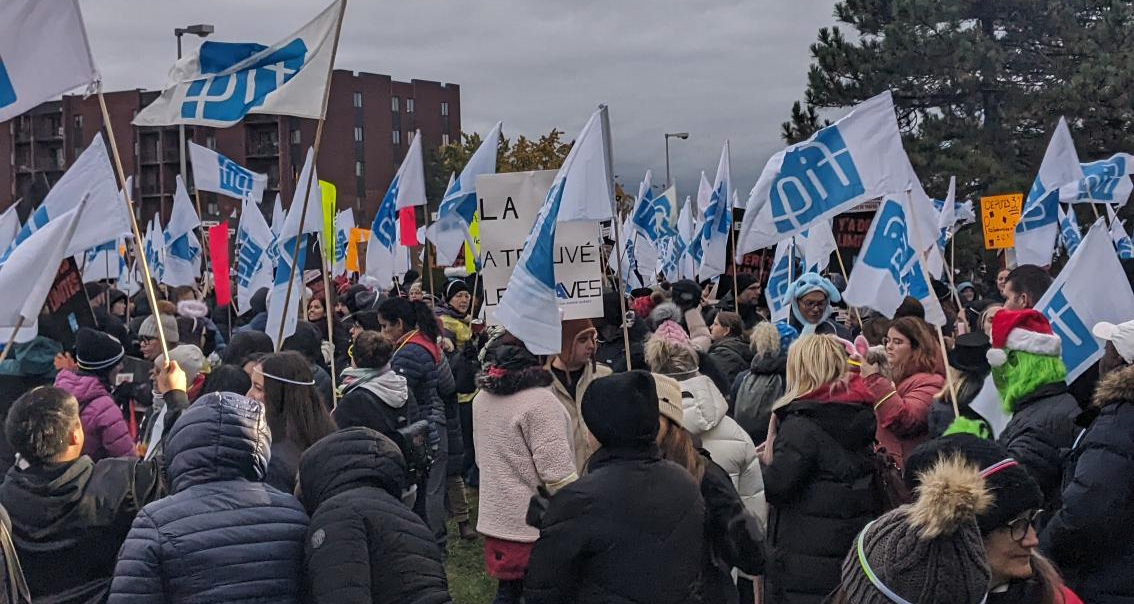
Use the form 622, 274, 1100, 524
839, 455, 991, 604
904, 433, 1043, 534
444, 279, 469, 303
74, 328, 125, 373
582, 371, 659, 448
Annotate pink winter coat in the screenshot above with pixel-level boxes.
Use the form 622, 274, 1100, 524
864, 371, 945, 468
54, 369, 136, 461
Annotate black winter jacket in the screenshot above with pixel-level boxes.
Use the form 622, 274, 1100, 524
0, 456, 161, 603
392, 336, 446, 452
729, 354, 787, 444
438, 356, 463, 476
108, 392, 309, 604
762, 399, 880, 604
299, 428, 451, 604
525, 446, 705, 604
707, 336, 752, 389
595, 320, 649, 373
997, 382, 1079, 515
701, 454, 765, 604
1041, 365, 1134, 603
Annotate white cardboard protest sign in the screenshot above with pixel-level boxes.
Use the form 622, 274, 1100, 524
476, 171, 604, 325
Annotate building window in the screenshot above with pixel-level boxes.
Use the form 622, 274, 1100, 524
207, 202, 219, 216
353, 126, 363, 142
291, 129, 301, 144
392, 130, 400, 145
441, 102, 449, 116
353, 92, 362, 108
441, 133, 450, 146
355, 161, 364, 177
391, 96, 399, 112
206, 134, 216, 149
73, 115, 82, 129
406, 98, 414, 113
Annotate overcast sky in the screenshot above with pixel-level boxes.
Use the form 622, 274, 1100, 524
83, 0, 838, 201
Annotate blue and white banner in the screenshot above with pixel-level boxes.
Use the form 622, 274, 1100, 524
428, 122, 501, 265
696, 141, 732, 279
797, 220, 837, 273
161, 176, 202, 287
143, 218, 165, 284
696, 171, 712, 215
333, 208, 354, 276
1015, 117, 1084, 267
266, 147, 321, 347
235, 197, 275, 313
0, 0, 98, 123
1108, 206, 1134, 260
737, 91, 912, 258
394, 130, 426, 210
81, 239, 125, 284
765, 238, 798, 322
494, 106, 614, 354
270, 193, 285, 238
610, 214, 648, 290
1035, 218, 1134, 381
1057, 205, 1083, 257
1059, 152, 1134, 207
0, 205, 19, 255
188, 141, 267, 204
133, 0, 344, 127
844, 195, 946, 325
365, 133, 421, 290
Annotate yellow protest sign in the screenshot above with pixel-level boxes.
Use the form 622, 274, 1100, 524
319, 181, 337, 264
463, 213, 480, 273
346, 227, 370, 273
980, 193, 1024, 250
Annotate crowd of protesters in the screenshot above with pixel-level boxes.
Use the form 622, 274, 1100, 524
0, 256, 1127, 604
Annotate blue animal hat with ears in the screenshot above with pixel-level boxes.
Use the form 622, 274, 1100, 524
786, 272, 841, 334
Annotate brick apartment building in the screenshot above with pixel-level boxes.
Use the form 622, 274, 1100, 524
0, 69, 460, 227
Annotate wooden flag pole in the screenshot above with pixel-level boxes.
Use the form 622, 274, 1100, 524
0, 317, 25, 365
423, 207, 436, 298
832, 245, 864, 330
97, 89, 170, 360
729, 220, 740, 312
600, 105, 632, 370
319, 235, 338, 401
192, 189, 212, 295
275, 0, 348, 350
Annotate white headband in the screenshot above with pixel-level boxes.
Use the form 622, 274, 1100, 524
254, 366, 316, 386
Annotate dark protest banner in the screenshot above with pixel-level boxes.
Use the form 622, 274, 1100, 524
39, 258, 95, 350
476, 170, 604, 325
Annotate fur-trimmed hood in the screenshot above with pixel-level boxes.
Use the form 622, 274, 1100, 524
177, 299, 209, 319
1093, 363, 1134, 408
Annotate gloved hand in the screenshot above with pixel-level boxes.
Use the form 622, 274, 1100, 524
320, 341, 334, 366
526, 485, 553, 529
670, 279, 702, 312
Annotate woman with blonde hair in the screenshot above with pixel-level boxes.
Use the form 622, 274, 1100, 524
760, 334, 881, 604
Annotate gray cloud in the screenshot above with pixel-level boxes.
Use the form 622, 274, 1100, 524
82, 0, 836, 201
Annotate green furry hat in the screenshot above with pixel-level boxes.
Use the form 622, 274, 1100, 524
991, 350, 1067, 413
986, 309, 1066, 412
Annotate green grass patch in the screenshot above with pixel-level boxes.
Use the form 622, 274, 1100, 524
445, 489, 495, 604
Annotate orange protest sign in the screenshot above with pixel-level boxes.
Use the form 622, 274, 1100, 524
345, 227, 370, 272
980, 193, 1024, 249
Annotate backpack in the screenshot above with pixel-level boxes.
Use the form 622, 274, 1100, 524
870, 445, 912, 512
733, 371, 784, 444
391, 420, 434, 487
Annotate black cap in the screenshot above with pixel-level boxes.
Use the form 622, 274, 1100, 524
582, 371, 659, 449
949, 332, 991, 374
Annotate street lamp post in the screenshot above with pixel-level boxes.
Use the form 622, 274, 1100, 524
664, 132, 689, 189
175, 24, 214, 217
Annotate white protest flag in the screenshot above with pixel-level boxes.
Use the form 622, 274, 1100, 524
609, 214, 648, 290
696, 141, 732, 279
936, 176, 957, 247
495, 106, 613, 354
188, 141, 268, 204
266, 148, 321, 347
162, 176, 202, 287
623, 171, 659, 284
1108, 205, 1134, 260
1, 134, 129, 264
428, 122, 501, 264
395, 131, 426, 209
696, 171, 712, 215
844, 194, 947, 325
134, 0, 345, 127
1035, 218, 1134, 381
0, 1, 98, 122
81, 239, 123, 283
1058, 152, 1134, 207
799, 219, 837, 273
737, 91, 911, 259
0, 195, 90, 343
365, 133, 422, 289
0, 205, 19, 253
1057, 205, 1083, 257
332, 208, 355, 276
1015, 117, 1084, 267
235, 197, 275, 313
142, 217, 164, 283
270, 193, 285, 237
765, 238, 797, 322
676, 197, 697, 280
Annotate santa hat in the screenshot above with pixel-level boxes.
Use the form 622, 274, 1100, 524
986, 309, 1062, 367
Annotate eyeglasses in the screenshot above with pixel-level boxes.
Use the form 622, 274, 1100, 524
138, 336, 155, 344
798, 298, 827, 311
1006, 509, 1043, 542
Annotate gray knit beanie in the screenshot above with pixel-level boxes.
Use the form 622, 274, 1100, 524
838, 455, 991, 604
138, 313, 179, 344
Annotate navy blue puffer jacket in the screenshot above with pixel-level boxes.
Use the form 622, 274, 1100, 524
108, 392, 310, 604
392, 333, 446, 451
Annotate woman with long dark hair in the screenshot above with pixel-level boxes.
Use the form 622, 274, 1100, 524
247, 351, 336, 493
861, 315, 946, 467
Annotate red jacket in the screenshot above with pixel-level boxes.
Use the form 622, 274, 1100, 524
864, 371, 944, 467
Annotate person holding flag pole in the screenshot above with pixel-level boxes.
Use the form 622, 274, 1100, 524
602, 108, 634, 371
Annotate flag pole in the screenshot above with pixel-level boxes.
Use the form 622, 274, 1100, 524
318, 235, 338, 401
97, 89, 170, 360
0, 317, 25, 365
275, 0, 348, 350
600, 105, 632, 370
832, 245, 864, 330
192, 189, 212, 295
423, 208, 436, 298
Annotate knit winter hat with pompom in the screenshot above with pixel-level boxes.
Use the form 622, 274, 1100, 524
838, 455, 991, 604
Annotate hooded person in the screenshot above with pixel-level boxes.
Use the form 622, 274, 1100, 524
986, 309, 1079, 517
594, 290, 649, 373
236, 286, 270, 333
785, 272, 851, 339
298, 428, 452, 604
523, 371, 706, 604
107, 392, 309, 604
905, 435, 1083, 604
731, 321, 797, 444
0, 336, 61, 474
546, 318, 612, 472
833, 455, 991, 604
335, 330, 416, 441
54, 328, 135, 461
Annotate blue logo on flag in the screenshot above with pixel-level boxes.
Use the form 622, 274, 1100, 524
335, 229, 348, 262
524, 181, 564, 291
180, 39, 307, 122
236, 229, 264, 288
167, 234, 199, 263
1117, 232, 1134, 260
438, 180, 478, 225
1041, 289, 1095, 372
632, 190, 677, 242
217, 155, 259, 198
0, 57, 15, 109
861, 199, 914, 284
1076, 157, 1125, 202
1018, 178, 1057, 232
767, 249, 793, 314
274, 234, 307, 287
1059, 214, 1081, 255
770, 125, 865, 234
371, 177, 399, 248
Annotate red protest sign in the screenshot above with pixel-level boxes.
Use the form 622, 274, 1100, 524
209, 222, 231, 306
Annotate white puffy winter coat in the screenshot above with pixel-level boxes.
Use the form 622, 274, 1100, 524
679, 374, 767, 527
